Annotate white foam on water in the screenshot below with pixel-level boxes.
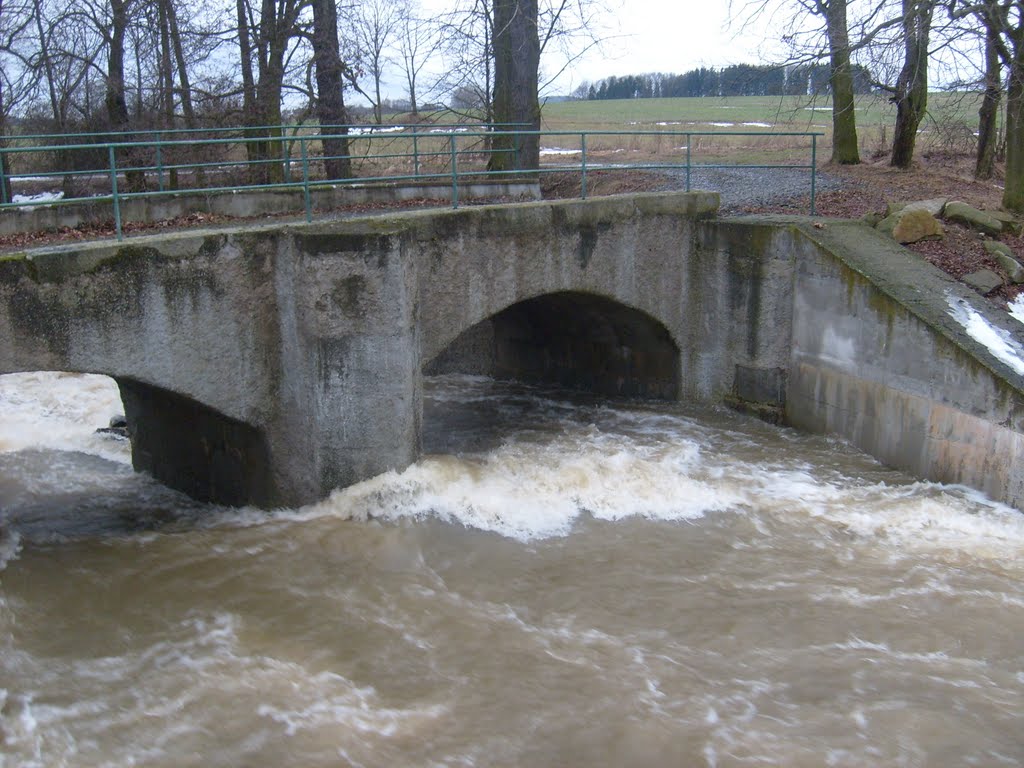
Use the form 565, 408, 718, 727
946, 293, 1024, 375
5, 371, 1024, 567
0, 372, 128, 463
303, 431, 734, 541
0, 529, 21, 571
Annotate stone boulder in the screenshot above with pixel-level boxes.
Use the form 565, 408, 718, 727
893, 197, 948, 217
943, 202, 1004, 236
989, 210, 1023, 236
876, 207, 944, 244
985, 240, 1024, 283
862, 211, 885, 228
963, 268, 1004, 294
95, 414, 129, 439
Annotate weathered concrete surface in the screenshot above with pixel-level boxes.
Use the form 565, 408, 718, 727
0, 222, 421, 508
413, 192, 773, 404
2, 193, 1023, 513
0, 180, 541, 236
762, 218, 1024, 510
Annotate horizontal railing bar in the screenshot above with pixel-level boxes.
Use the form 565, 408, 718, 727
0, 124, 822, 224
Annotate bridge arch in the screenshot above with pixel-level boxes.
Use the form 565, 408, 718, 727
424, 291, 681, 399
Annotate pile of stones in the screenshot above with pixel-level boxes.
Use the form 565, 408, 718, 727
865, 198, 1024, 294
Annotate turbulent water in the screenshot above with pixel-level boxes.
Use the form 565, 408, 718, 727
2, 372, 1024, 767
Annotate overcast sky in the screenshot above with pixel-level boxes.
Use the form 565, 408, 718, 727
396, 0, 788, 102
557, 0, 785, 91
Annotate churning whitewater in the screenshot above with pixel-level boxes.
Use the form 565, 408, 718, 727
2, 372, 1024, 767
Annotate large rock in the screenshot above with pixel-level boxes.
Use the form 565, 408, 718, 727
964, 268, 1004, 294
989, 210, 1023, 236
904, 197, 949, 216
944, 201, 1004, 236
997, 254, 1024, 283
885, 198, 948, 217
893, 209, 944, 243
877, 208, 944, 244
985, 241, 1024, 283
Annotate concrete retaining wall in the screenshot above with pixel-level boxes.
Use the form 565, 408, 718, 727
777, 219, 1024, 510
0, 180, 541, 236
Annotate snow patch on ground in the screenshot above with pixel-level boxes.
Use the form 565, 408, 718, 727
348, 125, 405, 135
1010, 294, 1024, 326
539, 147, 581, 156
11, 191, 64, 208
947, 293, 1024, 375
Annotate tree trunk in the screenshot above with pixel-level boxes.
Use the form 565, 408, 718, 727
158, 0, 179, 188
31, 0, 74, 196
976, 16, 1001, 180
890, 0, 933, 168
166, 0, 203, 186
824, 0, 860, 164
0, 64, 10, 205
236, 0, 263, 175
310, 0, 351, 180
489, 0, 540, 172
107, 0, 146, 192
1003, 51, 1024, 212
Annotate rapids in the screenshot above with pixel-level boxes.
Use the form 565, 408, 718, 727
1, 372, 1023, 767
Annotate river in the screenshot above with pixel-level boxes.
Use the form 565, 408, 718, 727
1, 372, 1023, 767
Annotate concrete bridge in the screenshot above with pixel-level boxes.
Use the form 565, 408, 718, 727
2, 192, 1023, 512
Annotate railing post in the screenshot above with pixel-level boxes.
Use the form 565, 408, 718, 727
0, 147, 7, 205
301, 137, 312, 223
413, 133, 420, 177
450, 134, 459, 209
686, 134, 692, 192
810, 134, 818, 216
108, 145, 122, 241
580, 132, 587, 200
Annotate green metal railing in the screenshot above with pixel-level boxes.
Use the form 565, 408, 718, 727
0, 125, 822, 240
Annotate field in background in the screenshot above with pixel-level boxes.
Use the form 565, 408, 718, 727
539, 92, 987, 165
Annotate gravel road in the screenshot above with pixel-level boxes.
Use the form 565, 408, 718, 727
655, 166, 845, 214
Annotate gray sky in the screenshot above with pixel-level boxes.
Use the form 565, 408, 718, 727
558, 0, 783, 91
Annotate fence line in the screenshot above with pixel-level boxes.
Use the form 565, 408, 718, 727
0, 126, 822, 240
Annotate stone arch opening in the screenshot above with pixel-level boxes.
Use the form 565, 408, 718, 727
426, 291, 681, 399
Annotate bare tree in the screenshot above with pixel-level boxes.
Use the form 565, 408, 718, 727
489, 0, 539, 170
888, 0, 937, 168
348, 0, 403, 123
976, 2, 1001, 179
972, 0, 1024, 211
310, 0, 351, 178
235, 0, 311, 182
438, 0, 494, 122
0, 0, 36, 201
737, 0, 866, 164
395, 0, 443, 116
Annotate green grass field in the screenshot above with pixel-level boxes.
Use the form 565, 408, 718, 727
538, 92, 986, 163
